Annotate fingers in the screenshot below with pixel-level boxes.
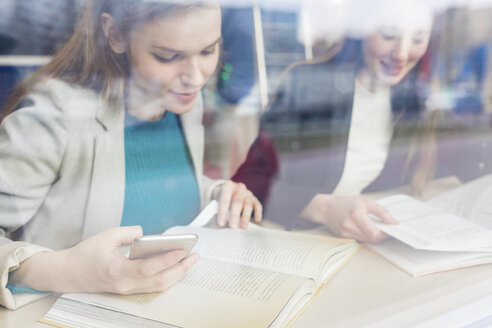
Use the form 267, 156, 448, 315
217, 181, 234, 227
253, 201, 263, 223
336, 218, 363, 241
217, 181, 263, 229
367, 200, 399, 225
124, 249, 189, 278
240, 198, 253, 229
70, 227, 198, 296
148, 253, 200, 292
352, 208, 386, 243
332, 197, 389, 243
119, 253, 200, 294
228, 183, 246, 229
105, 226, 143, 248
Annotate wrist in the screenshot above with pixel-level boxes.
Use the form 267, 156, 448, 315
9, 250, 71, 292
301, 193, 332, 224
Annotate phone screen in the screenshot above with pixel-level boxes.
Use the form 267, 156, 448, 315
129, 234, 199, 260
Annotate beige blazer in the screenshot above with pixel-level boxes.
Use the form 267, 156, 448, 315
0, 79, 221, 309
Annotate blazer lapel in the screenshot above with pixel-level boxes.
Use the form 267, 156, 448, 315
82, 93, 205, 239
180, 95, 205, 207
82, 97, 126, 239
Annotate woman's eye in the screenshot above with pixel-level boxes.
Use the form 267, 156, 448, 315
380, 33, 398, 41
201, 48, 216, 56
412, 34, 428, 45
378, 27, 401, 41
153, 53, 179, 63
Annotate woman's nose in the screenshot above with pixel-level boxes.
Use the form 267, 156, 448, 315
180, 57, 205, 88
392, 39, 411, 63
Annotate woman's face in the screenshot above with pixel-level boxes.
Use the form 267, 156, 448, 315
126, 7, 221, 119
361, 15, 432, 88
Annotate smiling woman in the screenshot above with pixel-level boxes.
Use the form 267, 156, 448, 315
0, 0, 262, 310
116, 6, 222, 119
359, 0, 433, 90
233, 0, 438, 242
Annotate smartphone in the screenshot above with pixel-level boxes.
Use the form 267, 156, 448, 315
129, 233, 199, 260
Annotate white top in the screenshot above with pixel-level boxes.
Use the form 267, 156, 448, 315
332, 79, 393, 195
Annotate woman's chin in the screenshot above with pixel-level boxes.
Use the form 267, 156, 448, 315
164, 101, 197, 115
377, 73, 406, 88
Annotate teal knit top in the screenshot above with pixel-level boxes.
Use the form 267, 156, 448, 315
120, 111, 201, 235
7, 111, 202, 295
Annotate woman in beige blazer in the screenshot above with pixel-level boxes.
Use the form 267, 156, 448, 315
0, 0, 262, 309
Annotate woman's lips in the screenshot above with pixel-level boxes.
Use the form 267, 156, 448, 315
381, 61, 404, 76
170, 90, 199, 103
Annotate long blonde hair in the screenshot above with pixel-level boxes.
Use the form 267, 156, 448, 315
1, 0, 212, 120
404, 110, 440, 196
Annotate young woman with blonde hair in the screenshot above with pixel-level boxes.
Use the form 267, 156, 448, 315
0, 0, 262, 309
234, 0, 444, 242
235, 0, 492, 244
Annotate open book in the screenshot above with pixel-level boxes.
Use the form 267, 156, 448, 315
40, 201, 358, 328
367, 174, 492, 276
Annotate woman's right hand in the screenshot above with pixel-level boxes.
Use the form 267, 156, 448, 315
301, 194, 398, 243
11, 226, 199, 294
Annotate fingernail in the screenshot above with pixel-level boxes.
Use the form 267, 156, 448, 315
189, 253, 200, 262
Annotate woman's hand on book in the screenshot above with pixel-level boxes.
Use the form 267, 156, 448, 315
11, 226, 199, 294
215, 180, 263, 229
301, 194, 398, 243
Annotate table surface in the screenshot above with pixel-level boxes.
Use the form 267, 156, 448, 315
2, 176, 492, 328
3, 246, 492, 328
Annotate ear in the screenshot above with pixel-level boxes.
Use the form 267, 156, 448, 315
101, 13, 127, 54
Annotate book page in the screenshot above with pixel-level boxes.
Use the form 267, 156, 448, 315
167, 224, 355, 280
427, 174, 492, 229
367, 239, 492, 276
375, 194, 492, 251
63, 257, 310, 328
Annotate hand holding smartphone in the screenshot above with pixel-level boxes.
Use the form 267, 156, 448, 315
129, 233, 199, 260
